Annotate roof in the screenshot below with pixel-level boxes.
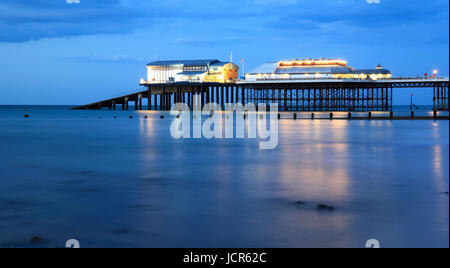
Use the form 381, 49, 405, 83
276, 66, 353, 75
249, 61, 392, 75
147, 59, 219, 67
210, 62, 230, 67
248, 63, 278, 74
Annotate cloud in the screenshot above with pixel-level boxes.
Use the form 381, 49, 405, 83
0, 0, 448, 43
63, 55, 147, 64
261, 0, 448, 29
0, 0, 152, 42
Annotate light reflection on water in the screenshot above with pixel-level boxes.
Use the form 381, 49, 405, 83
0, 108, 448, 248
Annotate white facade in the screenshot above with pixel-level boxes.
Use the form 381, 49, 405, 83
175, 72, 206, 83
147, 65, 183, 84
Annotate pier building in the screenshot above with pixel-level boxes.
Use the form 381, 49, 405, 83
143, 60, 239, 84
74, 57, 448, 114
245, 59, 392, 81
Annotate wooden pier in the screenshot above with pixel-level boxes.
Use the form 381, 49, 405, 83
72, 78, 449, 113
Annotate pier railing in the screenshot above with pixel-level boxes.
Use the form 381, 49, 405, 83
238, 76, 448, 83
109, 89, 146, 99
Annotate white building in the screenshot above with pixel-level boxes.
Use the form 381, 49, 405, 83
146, 60, 218, 84
245, 59, 392, 81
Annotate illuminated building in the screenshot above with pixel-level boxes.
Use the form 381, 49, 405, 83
144, 60, 239, 84
245, 59, 392, 81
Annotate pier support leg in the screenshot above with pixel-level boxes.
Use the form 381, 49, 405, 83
167, 94, 171, 110
201, 86, 205, 110
221, 86, 225, 110
433, 86, 436, 111
225, 86, 230, 110
162, 87, 166, 111
216, 87, 219, 108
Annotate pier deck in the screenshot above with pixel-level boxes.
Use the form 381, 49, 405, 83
72, 78, 449, 113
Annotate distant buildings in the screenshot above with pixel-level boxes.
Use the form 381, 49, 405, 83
143, 60, 239, 84
139, 58, 392, 85
245, 59, 392, 81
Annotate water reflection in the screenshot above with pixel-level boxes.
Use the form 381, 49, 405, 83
0, 110, 447, 247
133, 114, 449, 247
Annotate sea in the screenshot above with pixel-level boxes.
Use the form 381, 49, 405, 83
0, 105, 448, 248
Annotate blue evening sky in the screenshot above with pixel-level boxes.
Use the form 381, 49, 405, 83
0, 0, 448, 105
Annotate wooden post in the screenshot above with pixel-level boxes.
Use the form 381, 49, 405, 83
220, 86, 223, 108
162, 87, 166, 111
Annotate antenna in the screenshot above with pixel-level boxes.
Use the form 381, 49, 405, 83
154, 54, 158, 62
240, 57, 245, 78
230, 51, 233, 63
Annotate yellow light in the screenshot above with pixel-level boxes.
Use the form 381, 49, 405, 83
278, 59, 348, 67
433, 70, 438, 75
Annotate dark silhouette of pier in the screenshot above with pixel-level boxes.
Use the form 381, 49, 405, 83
72, 78, 448, 117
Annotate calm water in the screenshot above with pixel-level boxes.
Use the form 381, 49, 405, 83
0, 106, 448, 248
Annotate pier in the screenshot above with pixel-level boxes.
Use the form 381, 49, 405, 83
72, 78, 449, 116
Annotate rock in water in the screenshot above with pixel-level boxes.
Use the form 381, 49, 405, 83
295, 201, 306, 206
31, 236, 43, 243
317, 204, 335, 211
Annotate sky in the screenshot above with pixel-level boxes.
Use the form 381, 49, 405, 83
0, 0, 448, 105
